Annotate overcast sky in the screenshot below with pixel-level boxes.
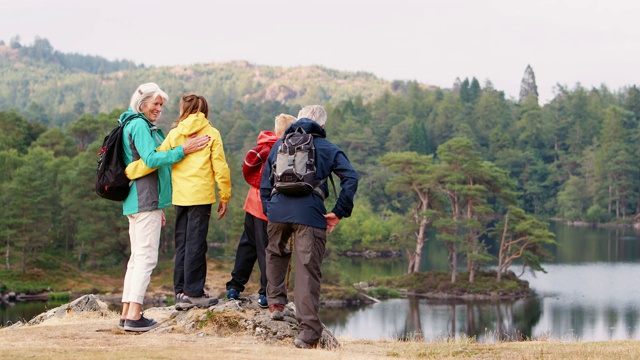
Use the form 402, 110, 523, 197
2, 0, 639, 104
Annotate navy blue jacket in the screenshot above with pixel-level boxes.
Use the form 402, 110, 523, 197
260, 118, 359, 229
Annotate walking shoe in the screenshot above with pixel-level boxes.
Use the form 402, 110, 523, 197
175, 293, 219, 310
257, 294, 268, 308
124, 315, 159, 332
118, 318, 125, 329
174, 292, 187, 308
174, 292, 184, 302
294, 338, 318, 349
226, 288, 240, 300
269, 304, 290, 320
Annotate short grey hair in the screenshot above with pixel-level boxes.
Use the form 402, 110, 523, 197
297, 105, 327, 126
129, 82, 169, 113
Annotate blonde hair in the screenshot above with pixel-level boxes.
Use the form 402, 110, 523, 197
274, 113, 297, 137
297, 105, 327, 126
173, 93, 209, 127
129, 83, 168, 113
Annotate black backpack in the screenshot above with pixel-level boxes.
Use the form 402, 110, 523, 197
95, 120, 131, 201
272, 127, 336, 199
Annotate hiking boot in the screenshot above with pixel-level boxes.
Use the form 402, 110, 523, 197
257, 294, 268, 308
269, 304, 290, 320
124, 315, 159, 332
294, 338, 318, 349
175, 293, 219, 310
226, 288, 240, 300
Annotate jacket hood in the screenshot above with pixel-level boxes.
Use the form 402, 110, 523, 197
256, 130, 278, 146
119, 107, 150, 126
286, 118, 326, 138
175, 112, 210, 135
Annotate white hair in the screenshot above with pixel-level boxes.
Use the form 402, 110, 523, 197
297, 105, 327, 126
129, 82, 169, 113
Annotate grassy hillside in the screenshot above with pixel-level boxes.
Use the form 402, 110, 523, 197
0, 43, 419, 127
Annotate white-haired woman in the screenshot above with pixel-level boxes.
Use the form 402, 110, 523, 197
118, 83, 209, 332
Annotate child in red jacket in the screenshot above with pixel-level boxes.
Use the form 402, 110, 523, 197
225, 113, 296, 307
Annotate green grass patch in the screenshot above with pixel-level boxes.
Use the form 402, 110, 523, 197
199, 310, 244, 334
48, 292, 71, 301
367, 287, 400, 299
321, 285, 361, 302
0, 269, 55, 294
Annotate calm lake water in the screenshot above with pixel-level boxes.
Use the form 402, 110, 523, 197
319, 222, 640, 342
3, 222, 640, 343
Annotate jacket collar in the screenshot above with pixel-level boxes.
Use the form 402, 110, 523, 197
286, 118, 326, 138
119, 107, 152, 127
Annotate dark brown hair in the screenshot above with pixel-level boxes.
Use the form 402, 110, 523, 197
173, 93, 209, 127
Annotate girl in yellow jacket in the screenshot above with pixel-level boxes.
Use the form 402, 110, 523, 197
126, 93, 231, 310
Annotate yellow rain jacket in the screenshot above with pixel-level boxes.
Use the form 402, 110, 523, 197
125, 112, 231, 206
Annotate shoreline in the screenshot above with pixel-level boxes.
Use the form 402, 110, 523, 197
2, 295, 640, 359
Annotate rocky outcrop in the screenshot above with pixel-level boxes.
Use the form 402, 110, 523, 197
263, 84, 297, 103
21, 294, 109, 326
8, 294, 340, 350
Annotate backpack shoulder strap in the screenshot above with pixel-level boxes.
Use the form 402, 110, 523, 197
312, 174, 338, 200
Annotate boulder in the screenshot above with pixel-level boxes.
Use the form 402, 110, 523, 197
29, 294, 109, 325
12, 293, 340, 349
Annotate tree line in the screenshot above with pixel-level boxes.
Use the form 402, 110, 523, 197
1, 48, 639, 283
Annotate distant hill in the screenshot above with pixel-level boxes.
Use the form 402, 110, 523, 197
0, 40, 430, 127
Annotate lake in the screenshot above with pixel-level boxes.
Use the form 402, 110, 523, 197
319, 222, 640, 342
3, 222, 640, 343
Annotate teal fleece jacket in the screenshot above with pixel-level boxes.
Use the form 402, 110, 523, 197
120, 108, 185, 216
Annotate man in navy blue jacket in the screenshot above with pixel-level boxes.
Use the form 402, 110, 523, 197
260, 105, 359, 349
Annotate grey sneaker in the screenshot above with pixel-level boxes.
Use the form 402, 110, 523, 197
124, 315, 159, 332
118, 318, 125, 330
175, 293, 219, 310
294, 338, 317, 349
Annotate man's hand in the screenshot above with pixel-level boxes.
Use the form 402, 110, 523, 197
324, 212, 340, 234
161, 211, 166, 228
217, 202, 228, 220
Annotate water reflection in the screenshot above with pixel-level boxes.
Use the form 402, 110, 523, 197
522, 263, 640, 341
320, 223, 640, 342
321, 262, 640, 343
321, 297, 543, 343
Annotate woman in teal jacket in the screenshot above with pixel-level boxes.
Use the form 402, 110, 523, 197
118, 83, 209, 332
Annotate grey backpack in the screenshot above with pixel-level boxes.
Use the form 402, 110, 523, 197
272, 127, 319, 196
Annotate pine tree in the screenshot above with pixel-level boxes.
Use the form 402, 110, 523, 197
519, 65, 539, 103
468, 77, 481, 103
459, 78, 471, 103
380, 152, 438, 274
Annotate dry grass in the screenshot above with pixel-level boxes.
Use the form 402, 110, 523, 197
2, 311, 640, 360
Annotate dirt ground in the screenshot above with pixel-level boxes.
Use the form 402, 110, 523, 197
3, 310, 640, 360
0, 312, 420, 360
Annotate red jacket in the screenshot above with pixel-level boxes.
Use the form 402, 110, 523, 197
244, 131, 278, 220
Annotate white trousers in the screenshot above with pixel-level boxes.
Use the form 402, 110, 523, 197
121, 209, 162, 305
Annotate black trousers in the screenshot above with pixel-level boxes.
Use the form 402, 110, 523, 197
173, 204, 211, 297
226, 212, 268, 295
